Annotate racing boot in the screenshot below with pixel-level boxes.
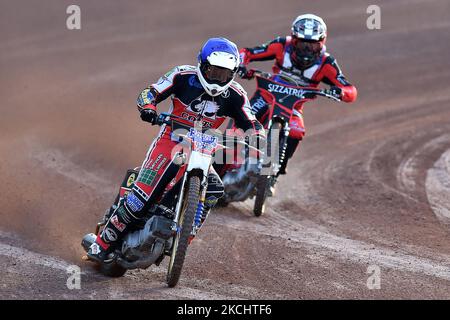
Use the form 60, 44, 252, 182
87, 193, 144, 263
87, 240, 114, 264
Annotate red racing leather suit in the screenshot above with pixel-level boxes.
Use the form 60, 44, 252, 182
240, 36, 357, 140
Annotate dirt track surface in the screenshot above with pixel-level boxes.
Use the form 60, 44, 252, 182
1, 0, 450, 299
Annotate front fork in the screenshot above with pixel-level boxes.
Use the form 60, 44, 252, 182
171, 170, 209, 239
278, 122, 290, 173
260, 119, 290, 176
192, 177, 208, 236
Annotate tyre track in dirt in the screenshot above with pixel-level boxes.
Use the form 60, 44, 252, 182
426, 149, 450, 226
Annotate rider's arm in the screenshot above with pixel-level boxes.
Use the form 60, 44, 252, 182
136, 66, 185, 112
240, 37, 286, 65
318, 56, 357, 103
225, 83, 265, 136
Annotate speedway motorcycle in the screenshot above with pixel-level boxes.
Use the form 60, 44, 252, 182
218, 69, 340, 216
82, 113, 256, 287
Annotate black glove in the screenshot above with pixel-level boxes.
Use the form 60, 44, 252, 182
237, 65, 255, 80
326, 86, 343, 100
140, 107, 158, 124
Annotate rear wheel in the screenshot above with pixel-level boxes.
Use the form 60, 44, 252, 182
254, 175, 271, 216
253, 122, 283, 216
166, 175, 201, 287
98, 257, 127, 277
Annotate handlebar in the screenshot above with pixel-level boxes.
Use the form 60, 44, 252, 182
152, 112, 177, 126
151, 112, 264, 154
247, 69, 341, 102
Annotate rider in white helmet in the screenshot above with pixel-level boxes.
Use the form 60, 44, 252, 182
237, 14, 357, 175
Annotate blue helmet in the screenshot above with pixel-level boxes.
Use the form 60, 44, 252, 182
197, 37, 240, 96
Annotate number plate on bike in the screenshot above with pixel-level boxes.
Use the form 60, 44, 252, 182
187, 128, 218, 152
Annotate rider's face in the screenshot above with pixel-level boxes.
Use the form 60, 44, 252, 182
204, 64, 234, 84
292, 37, 323, 56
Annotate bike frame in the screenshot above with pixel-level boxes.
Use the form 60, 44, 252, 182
255, 73, 314, 126
253, 70, 340, 123
156, 113, 258, 234
172, 128, 218, 236
252, 71, 339, 174
254, 75, 301, 174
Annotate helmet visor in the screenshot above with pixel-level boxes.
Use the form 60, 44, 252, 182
292, 37, 322, 56
203, 64, 234, 84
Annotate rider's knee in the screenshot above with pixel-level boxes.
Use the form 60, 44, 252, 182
288, 127, 305, 140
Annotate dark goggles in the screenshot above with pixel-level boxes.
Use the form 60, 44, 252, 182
292, 37, 323, 55
203, 64, 235, 84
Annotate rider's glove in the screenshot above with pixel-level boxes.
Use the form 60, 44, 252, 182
140, 105, 158, 124
237, 65, 255, 80
326, 86, 343, 100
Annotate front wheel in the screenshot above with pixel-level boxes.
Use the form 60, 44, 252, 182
166, 175, 201, 287
253, 122, 282, 216
253, 175, 271, 216
98, 257, 127, 277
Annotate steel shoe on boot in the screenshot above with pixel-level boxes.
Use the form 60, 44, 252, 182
87, 239, 115, 264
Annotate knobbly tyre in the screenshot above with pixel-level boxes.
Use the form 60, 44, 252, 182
217, 69, 340, 216
81, 112, 257, 287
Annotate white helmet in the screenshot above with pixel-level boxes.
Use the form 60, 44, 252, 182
291, 14, 327, 41
197, 37, 240, 96
290, 14, 327, 69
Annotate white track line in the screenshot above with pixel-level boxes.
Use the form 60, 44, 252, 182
0, 242, 73, 272
0, 231, 73, 272
426, 148, 450, 225
397, 134, 450, 194
212, 209, 450, 281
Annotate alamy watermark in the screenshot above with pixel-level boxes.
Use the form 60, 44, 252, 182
366, 265, 381, 290
66, 5, 81, 30
366, 5, 381, 30
65, 5, 381, 32
169, 122, 280, 176
66, 265, 81, 290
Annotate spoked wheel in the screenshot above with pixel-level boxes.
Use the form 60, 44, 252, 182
253, 122, 283, 217
216, 196, 229, 207
254, 174, 271, 216
98, 256, 127, 277
166, 175, 201, 287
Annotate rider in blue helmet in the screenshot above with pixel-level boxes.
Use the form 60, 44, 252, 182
197, 37, 240, 96
86, 37, 264, 263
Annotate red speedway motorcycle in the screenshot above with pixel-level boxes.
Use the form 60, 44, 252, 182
217, 69, 340, 216
82, 113, 257, 287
